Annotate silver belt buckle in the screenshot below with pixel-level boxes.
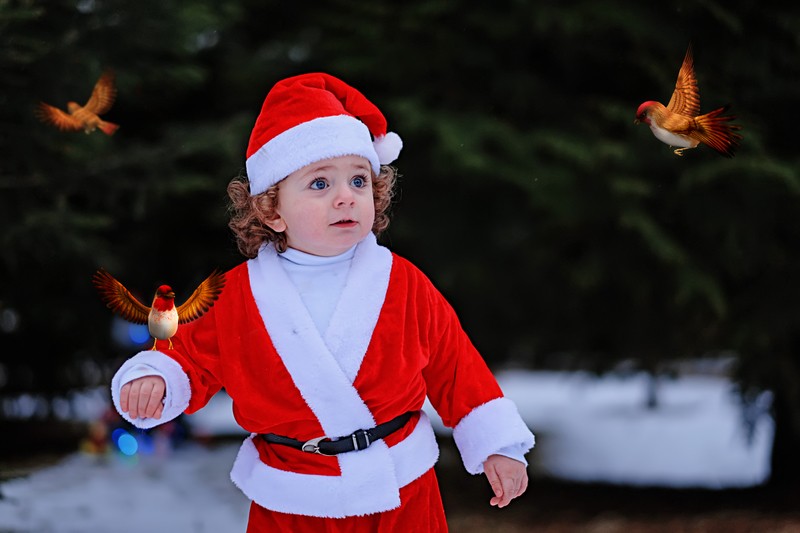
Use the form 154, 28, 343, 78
301, 436, 328, 455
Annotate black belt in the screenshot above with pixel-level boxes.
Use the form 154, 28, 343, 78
260, 411, 414, 456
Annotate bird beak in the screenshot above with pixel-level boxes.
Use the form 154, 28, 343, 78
167, 291, 175, 299
633, 118, 640, 125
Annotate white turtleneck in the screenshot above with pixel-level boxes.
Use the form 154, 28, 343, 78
278, 245, 356, 335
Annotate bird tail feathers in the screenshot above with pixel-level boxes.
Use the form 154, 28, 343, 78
98, 120, 119, 135
694, 105, 742, 157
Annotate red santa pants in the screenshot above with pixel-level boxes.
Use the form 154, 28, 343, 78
246, 467, 448, 532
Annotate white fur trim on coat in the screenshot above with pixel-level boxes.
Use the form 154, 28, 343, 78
452, 397, 535, 475
239, 233, 447, 517
230, 411, 439, 518
248, 232, 392, 435
110, 350, 191, 429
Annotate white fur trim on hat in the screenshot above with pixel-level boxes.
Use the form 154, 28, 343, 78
246, 115, 381, 196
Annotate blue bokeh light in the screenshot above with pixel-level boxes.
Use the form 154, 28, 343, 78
110, 317, 150, 348
111, 428, 127, 444
117, 433, 139, 456
138, 433, 155, 455
112, 428, 140, 456
128, 324, 150, 345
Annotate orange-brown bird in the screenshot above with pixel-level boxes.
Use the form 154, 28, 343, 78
36, 70, 119, 135
92, 268, 225, 349
634, 45, 742, 157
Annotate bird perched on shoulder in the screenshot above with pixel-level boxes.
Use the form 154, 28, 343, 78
93, 268, 226, 349
634, 45, 742, 157
36, 70, 120, 135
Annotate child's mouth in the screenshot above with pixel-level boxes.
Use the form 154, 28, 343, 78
331, 219, 357, 227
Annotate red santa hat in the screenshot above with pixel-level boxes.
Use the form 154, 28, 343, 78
245, 73, 402, 196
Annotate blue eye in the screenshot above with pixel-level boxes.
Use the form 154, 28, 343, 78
310, 178, 327, 190
352, 175, 367, 188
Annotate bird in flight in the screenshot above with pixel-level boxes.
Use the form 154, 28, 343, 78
36, 70, 120, 135
634, 45, 742, 157
93, 268, 226, 349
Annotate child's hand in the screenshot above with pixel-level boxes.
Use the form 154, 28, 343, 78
483, 454, 528, 508
120, 376, 166, 420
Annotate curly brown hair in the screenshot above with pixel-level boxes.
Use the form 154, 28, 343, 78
227, 165, 397, 258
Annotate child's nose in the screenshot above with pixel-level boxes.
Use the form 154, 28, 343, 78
333, 182, 355, 206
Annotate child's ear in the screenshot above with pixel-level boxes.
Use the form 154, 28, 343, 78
264, 216, 287, 232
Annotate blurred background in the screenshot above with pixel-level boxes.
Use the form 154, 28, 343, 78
2, 0, 800, 531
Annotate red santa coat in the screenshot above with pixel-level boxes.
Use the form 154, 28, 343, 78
111, 234, 535, 519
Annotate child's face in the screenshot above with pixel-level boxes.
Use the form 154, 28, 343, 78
265, 155, 376, 256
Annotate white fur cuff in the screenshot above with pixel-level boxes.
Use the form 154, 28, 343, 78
110, 350, 191, 429
452, 397, 535, 474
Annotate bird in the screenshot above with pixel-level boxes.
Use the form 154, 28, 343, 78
92, 268, 226, 350
634, 45, 742, 157
36, 70, 120, 135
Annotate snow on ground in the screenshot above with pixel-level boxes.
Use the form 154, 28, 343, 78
0, 442, 249, 533
491, 370, 773, 488
0, 370, 775, 532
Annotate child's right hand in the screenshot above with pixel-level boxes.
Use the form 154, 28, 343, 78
120, 376, 166, 420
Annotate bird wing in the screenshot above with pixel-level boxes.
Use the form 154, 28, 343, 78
92, 268, 151, 324
83, 70, 117, 115
658, 112, 696, 136
177, 270, 226, 324
666, 45, 701, 118
35, 102, 84, 131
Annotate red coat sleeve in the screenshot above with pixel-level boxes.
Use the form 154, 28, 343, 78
408, 260, 534, 474
414, 267, 504, 428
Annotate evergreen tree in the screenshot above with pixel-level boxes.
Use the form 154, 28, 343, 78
2, 0, 799, 484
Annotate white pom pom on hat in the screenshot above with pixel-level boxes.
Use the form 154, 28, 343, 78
373, 131, 403, 165
245, 73, 402, 196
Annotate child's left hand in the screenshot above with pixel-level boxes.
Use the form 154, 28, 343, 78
483, 454, 528, 508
